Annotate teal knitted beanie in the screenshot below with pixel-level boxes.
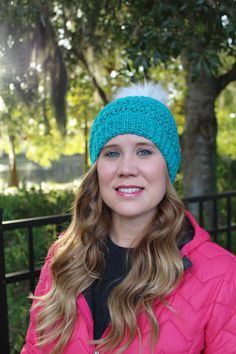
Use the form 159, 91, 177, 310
89, 84, 180, 182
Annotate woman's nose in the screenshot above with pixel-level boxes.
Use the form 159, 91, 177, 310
117, 155, 139, 177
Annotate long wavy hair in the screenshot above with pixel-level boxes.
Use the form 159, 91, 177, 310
33, 163, 186, 353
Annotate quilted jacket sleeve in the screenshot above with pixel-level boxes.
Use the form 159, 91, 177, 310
20, 245, 54, 354
204, 257, 236, 354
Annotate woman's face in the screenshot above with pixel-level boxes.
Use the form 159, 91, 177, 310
97, 134, 167, 223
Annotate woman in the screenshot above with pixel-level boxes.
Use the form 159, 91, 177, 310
22, 82, 236, 354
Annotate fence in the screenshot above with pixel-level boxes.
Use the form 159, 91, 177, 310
0, 191, 236, 354
0, 212, 71, 354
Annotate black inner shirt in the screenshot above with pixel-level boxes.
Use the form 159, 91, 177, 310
83, 237, 130, 340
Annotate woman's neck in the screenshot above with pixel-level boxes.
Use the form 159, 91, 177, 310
110, 213, 153, 248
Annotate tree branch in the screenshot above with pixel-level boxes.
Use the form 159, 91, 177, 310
77, 49, 109, 105
216, 62, 236, 96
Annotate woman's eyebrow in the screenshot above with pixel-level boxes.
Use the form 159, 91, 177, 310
135, 142, 156, 147
102, 142, 156, 150
101, 144, 120, 150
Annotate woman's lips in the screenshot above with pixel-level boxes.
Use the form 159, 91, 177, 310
115, 185, 144, 197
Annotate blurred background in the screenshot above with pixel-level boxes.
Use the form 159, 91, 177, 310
0, 1, 236, 353
0, 0, 236, 196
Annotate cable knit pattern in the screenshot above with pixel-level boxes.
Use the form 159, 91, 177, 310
21, 212, 236, 354
89, 96, 181, 182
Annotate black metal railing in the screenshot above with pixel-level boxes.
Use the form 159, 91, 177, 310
183, 191, 236, 250
0, 212, 71, 354
0, 191, 236, 354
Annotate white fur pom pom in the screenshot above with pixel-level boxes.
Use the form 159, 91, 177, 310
114, 81, 169, 104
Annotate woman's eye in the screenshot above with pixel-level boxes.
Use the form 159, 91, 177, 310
137, 149, 152, 156
105, 151, 120, 158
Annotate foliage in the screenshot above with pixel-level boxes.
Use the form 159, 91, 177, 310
0, 187, 75, 353
0, 186, 75, 220
0, 0, 67, 131
216, 82, 236, 159
217, 156, 236, 192
1, 186, 74, 276
1, 1, 236, 172
216, 82, 236, 192
103, 0, 236, 77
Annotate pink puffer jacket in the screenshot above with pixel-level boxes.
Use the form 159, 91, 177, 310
21, 212, 236, 353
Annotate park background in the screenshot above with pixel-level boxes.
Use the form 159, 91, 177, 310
0, 1, 236, 353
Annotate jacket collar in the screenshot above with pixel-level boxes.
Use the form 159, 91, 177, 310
180, 211, 211, 258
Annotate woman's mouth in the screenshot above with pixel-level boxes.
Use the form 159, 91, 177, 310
115, 186, 144, 196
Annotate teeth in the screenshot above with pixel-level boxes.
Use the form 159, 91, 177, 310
118, 187, 141, 193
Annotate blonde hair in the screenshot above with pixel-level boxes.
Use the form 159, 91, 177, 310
33, 164, 186, 353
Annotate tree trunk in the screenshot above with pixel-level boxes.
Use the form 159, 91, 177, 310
183, 72, 218, 197
182, 72, 218, 227
8, 135, 19, 187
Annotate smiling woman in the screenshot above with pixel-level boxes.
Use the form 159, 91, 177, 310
21, 82, 236, 354
97, 135, 167, 236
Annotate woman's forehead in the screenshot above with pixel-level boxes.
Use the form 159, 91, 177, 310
104, 134, 155, 146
